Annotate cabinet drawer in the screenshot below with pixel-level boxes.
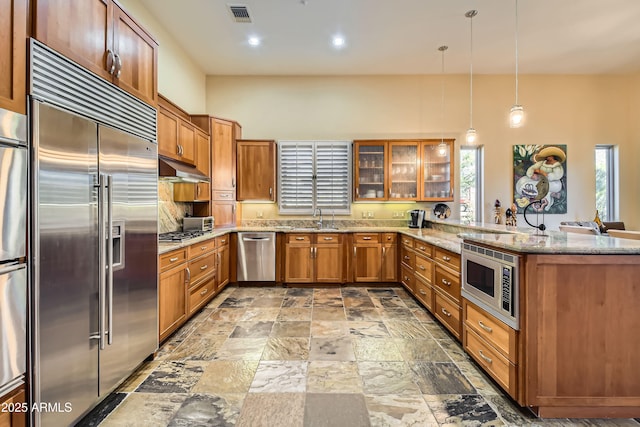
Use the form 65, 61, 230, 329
188, 238, 216, 257
400, 265, 414, 293
382, 233, 397, 243
464, 327, 517, 396
400, 235, 414, 248
188, 275, 216, 315
354, 233, 380, 243
400, 245, 415, 269
414, 275, 433, 312
216, 235, 230, 247
414, 253, 433, 283
434, 264, 460, 302
434, 291, 461, 339
160, 248, 187, 271
287, 233, 311, 244
434, 248, 460, 272
464, 300, 517, 362
189, 252, 216, 284
414, 240, 433, 257
212, 190, 234, 201
316, 233, 341, 244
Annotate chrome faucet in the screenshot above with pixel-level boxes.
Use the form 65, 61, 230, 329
313, 207, 323, 229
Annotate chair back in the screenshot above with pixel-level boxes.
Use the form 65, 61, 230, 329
559, 225, 599, 235
607, 229, 640, 240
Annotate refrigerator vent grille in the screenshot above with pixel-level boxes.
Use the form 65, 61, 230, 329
30, 39, 157, 142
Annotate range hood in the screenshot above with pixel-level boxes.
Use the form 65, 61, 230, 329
158, 157, 209, 182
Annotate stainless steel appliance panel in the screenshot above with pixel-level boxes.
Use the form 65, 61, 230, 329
0, 141, 27, 261
0, 263, 26, 387
33, 103, 100, 427
237, 232, 276, 281
97, 126, 158, 395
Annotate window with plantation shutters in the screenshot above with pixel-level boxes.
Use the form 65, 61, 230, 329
278, 141, 352, 214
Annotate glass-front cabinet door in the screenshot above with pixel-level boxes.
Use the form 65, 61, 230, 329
354, 141, 386, 200
421, 139, 454, 201
389, 141, 419, 201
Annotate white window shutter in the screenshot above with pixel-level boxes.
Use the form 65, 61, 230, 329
278, 141, 314, 213
315, 142, 351, 213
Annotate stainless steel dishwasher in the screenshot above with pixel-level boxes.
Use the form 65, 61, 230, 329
237, 232, 276, 281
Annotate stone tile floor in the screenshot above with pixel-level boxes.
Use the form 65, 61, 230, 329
79, 286, 640, 427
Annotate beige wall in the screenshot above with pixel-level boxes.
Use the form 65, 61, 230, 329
118, 0, 206, 113
206, 74, 639, 230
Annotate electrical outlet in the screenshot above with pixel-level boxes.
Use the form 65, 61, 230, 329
362, 211, 367, 218
367, 211, 374, 218
392, 212, 397, 218
399, 211, 405, 218
256, 211, 263, 218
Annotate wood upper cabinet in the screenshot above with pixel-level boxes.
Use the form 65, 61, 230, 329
33, 0, 158, 106
354, 139, 455, 202
195, 129, 211, 177
177, 120, 196, 165
236, 140, 276, 201
173, 182, 209, 202
157, 96, 197, 165
212, 118, 237, 192
0, 0, 27, 114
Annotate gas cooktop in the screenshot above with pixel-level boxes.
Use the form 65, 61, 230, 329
159, 230, 207, 242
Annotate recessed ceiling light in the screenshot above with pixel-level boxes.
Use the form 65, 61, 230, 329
248, 36, 261, 46
332, 36, 346, 48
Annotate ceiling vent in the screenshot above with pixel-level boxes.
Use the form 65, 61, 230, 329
228, 5, 252, 23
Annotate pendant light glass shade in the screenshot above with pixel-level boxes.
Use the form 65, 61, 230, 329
438, 45, 448, 157
465, 10, 478, 144
509, 0, 525, 128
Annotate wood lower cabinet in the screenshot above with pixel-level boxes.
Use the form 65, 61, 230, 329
159, 249, 188, 341
33, 0, 158, 106
381, 233, 398, 282
284, 233, 343, 283
236, 140, 276, 201
215, 235, 230, 290
0, 385, 26, 427
353, 236, 382, 282
0, 0, 27, 114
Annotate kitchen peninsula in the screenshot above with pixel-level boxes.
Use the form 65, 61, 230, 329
159, 219, 640, 419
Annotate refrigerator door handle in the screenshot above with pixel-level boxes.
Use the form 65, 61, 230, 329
107, 174, 114, 346
98, 174, 107, 350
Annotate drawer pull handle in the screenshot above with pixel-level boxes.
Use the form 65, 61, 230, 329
323, 237, 333, 241
296, 237, 305, 241
478, 320, 493, 333
221, 239, 226, 244
169, 257, 179, 262
442, 256, 451, 261
403, 256, 410, 260
419, 289, 427, 296
201, 246, 207, 250
478, 350, 493, 364
387, 236, 392, 240
363, 236, 372, 240
441, 278, 451, 286
419, 265, 426, 271
200, 288, 208, 296
404, 276, 410, 281
200, 265, 208, 270
441, 307, 451, 317
419, 246, 425, 250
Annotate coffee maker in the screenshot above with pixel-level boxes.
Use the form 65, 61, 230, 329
408, 209, 425, 228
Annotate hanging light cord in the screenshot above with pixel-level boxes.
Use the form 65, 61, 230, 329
439, 46, 447, 143
514, 0, 519, 105
469, 14, 474, 127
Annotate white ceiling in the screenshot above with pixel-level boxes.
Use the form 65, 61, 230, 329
139, 0, 640, 75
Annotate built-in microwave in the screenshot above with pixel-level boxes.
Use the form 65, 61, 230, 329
461, 242, 520, 330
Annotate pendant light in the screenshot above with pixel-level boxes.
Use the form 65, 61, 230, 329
465, 10, 478, 144
437, 45, 448, 157
509, 0, 524, 128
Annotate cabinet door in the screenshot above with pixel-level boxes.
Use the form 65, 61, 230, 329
111, 4, 158, 106
381, 244, 398, 282
33, 0, 113, 81
0, 386, 26, 427
178, 120, 196, 165
389, 141, 419, 201
157, 107, 179, 159
195, 130, 210, 177
159, 263, 187, 341
421, 139, 454, 201
212, 118, 236, 191
211, 201, 236, 228
216, 243, 230, 290
0, 0, 27, 114
315, 244, 343, 283
353, 244, 382, 282
284, 244, 313, 283
354, 141, 387, 200
237, 140, 276, 201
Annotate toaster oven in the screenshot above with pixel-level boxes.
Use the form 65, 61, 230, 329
183, 216, 214, 232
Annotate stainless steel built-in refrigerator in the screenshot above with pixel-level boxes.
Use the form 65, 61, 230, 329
31, 101, 158, 426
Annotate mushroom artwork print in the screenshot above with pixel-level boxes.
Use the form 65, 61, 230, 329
513, 144, 568, 214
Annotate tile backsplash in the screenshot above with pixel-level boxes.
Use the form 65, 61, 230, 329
159, 180, 192, 233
